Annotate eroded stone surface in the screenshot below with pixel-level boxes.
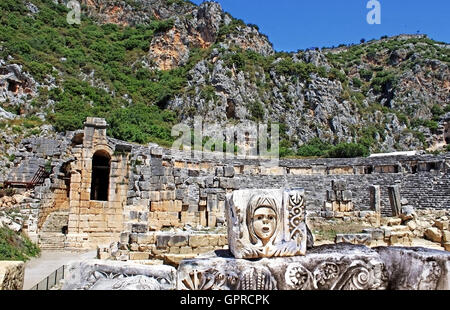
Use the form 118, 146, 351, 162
62, 260, 176, 290
227, 188, 308, 259
375, 246, 450, 290
0, 261, 24, 290
177, 244, 388, 290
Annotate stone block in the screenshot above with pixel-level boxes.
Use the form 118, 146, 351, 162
62, 260, 176, 290
224, 166, 235, 178
443, 231, 450, 243
435, 220, 449, 231
220, 178, 239, 189
331, 180, 346, 191
215, 167, 224, 177
168, 235, 188, 247
369, 185, 381, 212
177, 244, 387, 290
425, 227, 443, 243
156, 234, 171, 249
227, 188, 307, 259
179, 247, 193, 254
131, 224, 147, 234
119, 232, 130, 244
149, 191, 160, 202
332, 201, 340, 212
342, 190, 352, 202
326, 190, 336, 202
189, 235, 210, 248
137, 233, 156, 245
151, 166, 165, 176
0, 261, 25, 290
387, 185, 402, 216
188, 170, 200, 177
377, 246, 450, 289
324, 202, 333, 211
387, 218, 402, 226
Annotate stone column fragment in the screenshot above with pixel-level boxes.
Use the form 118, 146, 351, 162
369, 185, 381, 213
387, 185, 402, 216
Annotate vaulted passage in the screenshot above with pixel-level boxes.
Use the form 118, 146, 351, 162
90, 151, 110, 201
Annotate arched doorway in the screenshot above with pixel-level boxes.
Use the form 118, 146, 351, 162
90, 150, 110, 201
445, 122, 450, 144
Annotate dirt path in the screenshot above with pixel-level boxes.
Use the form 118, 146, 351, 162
23, 250, 96, 290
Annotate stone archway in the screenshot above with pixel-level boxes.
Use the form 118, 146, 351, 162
445, 122, 450, 144
90, 150, 111, 201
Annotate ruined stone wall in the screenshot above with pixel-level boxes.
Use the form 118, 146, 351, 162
125, 147, 449, 232
99, 231, 228, 267
5, 118, 450, 250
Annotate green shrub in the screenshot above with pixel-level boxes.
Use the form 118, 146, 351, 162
352, 77, 363, 88
0, 227, 40, 261
297, 138, 333, 157
249, 101, 265, 121
327, 143, 369, 158
424, 120, 439, 132
431, 104, 444, 120
359, 69, 373, 81
328, 68, 347, 83
371, 71, 398, 93
273, 57, 327, 82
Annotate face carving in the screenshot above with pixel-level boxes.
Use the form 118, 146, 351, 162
246, 194, 279, 246
253, 207, 277, 245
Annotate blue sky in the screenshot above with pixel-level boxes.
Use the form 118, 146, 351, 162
191, 0, 450, 52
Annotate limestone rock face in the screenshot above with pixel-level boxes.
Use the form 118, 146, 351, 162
227, 188, 308, 259
62, 260, 177, 290
376, 246, 450, 290
177, 244, 388, 290
0, 261, 25, 290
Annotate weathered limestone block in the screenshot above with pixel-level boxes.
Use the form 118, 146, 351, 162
227, 188, 308, 259
400, 205, 416, 222
335, 234, 372, 246
442, 231, 450, 243
342, 190, 352, 202
62, 260, 176, 290
435, 220, 449, 231
387, 185, 402, 216
425, 227, 443, 243
0, 261, 25, 290
369, 185, 381, 213
331, 180, 346, 191
177, 244, 388, 290
376, 246, 450, 290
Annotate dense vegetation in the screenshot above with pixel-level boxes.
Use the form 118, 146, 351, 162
0, 226, 40, 261
1, 0, 448, 158
0, 0, 182, 146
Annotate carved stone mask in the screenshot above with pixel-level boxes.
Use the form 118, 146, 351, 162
252, 207, 277, 245
246, 195, 279, 246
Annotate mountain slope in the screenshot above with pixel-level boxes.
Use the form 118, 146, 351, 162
0, 0, 449, 159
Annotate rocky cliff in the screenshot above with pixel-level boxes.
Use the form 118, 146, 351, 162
0, 0, 449, 160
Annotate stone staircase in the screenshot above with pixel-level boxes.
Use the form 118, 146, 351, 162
38, 211, 69, 250
38, 233, 67, 250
